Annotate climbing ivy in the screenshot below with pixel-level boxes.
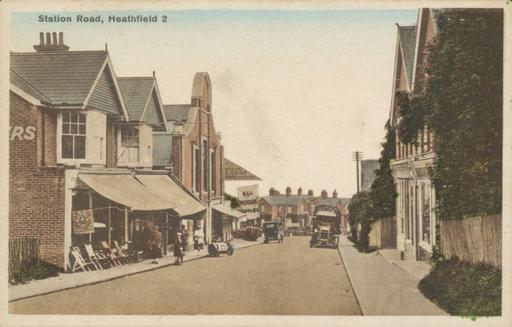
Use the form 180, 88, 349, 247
425, 9, 503, 219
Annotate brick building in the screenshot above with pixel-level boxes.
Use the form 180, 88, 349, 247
153, 72, 242, 243
258, 187, 349, 231
389, 9, 438, 261
9, 33, 205, 269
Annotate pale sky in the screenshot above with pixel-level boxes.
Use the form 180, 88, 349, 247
10, 9, 418, 198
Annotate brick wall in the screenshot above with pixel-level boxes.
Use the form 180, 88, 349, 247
9, 92, 66, 267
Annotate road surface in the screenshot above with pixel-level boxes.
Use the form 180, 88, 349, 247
10, 236, 361, 315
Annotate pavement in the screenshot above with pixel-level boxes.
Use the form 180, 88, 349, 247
8, 238, 262, 303
9, 236, 361, 315
337, 235, 447, 315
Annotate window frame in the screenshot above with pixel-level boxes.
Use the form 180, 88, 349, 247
58, 111, 87, 163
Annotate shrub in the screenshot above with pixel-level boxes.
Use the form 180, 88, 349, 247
419, 258, 501, 316
10, 260, 61, 285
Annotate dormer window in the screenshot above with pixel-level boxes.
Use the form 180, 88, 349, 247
62, 112, 86, 159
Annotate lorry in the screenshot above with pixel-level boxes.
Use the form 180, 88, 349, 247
309, 210, 340, 248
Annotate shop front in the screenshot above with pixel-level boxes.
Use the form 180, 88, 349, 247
66, 170, 206, 270
211, 203, 245, 241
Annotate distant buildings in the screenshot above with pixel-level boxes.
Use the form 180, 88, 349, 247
360, 159, 379, 191
258, 187, 350, 232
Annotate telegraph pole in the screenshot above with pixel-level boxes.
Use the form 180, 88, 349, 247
352, 151, 363, 193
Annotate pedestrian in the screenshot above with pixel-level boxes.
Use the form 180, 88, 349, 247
150, 225, 162, 264
193, 226, 204, 255
181, 228, 188, 255
174, 232, 184, 265
142, 222, 152, 259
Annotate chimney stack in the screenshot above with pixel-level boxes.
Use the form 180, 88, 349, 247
269, 187, 275, 196
298, 187, 302, 196
321, 189, 328, 199
286, 186, 291, 197
308, 189, 314, 196
34, 32, 70, 52
332, 190, 338, 198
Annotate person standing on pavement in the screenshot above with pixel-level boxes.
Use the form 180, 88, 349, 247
174, 232, 184, 265
181, 228, 188, 256
193, 226, 205, 255
150, 225, 163, 264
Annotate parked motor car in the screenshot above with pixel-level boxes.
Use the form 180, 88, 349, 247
263, 221, 284, 243
208, 237, 234, 256
243, 226, 262, 241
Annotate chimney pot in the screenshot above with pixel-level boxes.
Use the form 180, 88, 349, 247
46, 32, 51, 45
59, 32, 63, 45
39, 32, 44, 45
298, 187, 302, 196
52, 32, 57, 45
286, 186, 291, 197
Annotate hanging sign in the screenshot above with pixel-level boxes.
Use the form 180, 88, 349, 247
72, 209, 94, 234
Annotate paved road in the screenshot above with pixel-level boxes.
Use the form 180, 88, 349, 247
10, 236, 361, 315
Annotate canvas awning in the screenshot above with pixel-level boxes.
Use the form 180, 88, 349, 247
212, 203, 246, 220
78, 173, 206, 216
135, 175, 206, 217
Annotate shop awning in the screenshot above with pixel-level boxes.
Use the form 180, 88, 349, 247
135, 175, 206, 217
212, 203, 246, 219
78, 173, 206, 216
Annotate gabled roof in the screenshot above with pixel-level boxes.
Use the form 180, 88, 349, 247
10, 69, 50, 104
163, 104, 193, 122
224, 158, 261, 181
118, 77, 166, 129
398, 25, 417, 89
10, 50, 108, 107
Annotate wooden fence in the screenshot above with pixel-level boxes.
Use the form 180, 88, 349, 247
369, 216, 396, 249
8, 237, 40, 280
440, 214, 501, 267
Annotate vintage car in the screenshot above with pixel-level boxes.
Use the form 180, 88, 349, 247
310, 210, 340, 248
263, 221, 284, 243
208, 238, 234, 256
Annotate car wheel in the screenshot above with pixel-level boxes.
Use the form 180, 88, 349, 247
227, 247, 234, 256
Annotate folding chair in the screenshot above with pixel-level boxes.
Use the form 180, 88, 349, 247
70, 247, 96, 272
84, 244, 106, 270
113, 241, 131, 263
100, 241, 122, 266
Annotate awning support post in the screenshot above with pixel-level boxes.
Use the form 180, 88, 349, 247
124, 206, 129, 242
89, 191, 93, 243
108, 202, 112, 245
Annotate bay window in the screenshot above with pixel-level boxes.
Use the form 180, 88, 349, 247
62, 112, 86, 159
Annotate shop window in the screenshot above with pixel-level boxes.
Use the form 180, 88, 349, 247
210, 148, 216, 192
62, 112, 86, 159
120, 126, 139, 163
203, 140, 208, 191
192, 144, 200, 193
287, 206, 292, 213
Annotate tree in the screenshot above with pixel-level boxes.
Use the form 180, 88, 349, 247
223, 193, 240, 209
348, 191, 373, 249
369, 120, 397, 218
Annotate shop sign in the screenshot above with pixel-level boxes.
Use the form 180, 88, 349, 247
237, 184, 259, 220
72, 209, 94, 234
9, 126, 36, 141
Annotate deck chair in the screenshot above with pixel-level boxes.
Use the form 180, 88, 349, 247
84, 244, 105, 270
70, 247, 96, 272
113, 241, 131, 263
100, 241, 122, 266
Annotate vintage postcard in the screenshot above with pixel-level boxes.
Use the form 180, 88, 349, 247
0, 0, 510, 326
